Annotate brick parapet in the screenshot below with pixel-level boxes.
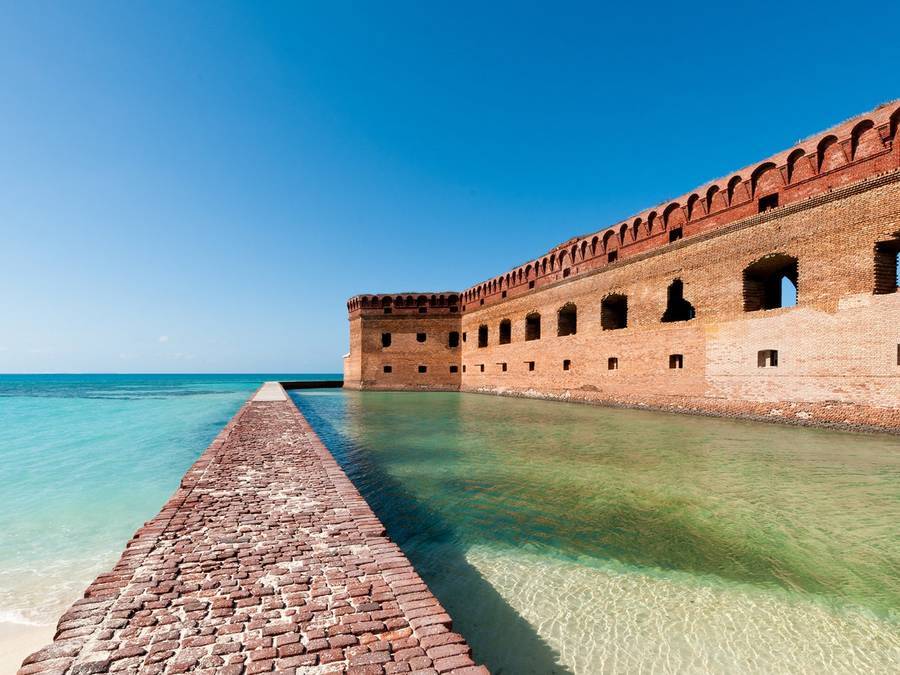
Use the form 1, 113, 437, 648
19, 385, 486, 675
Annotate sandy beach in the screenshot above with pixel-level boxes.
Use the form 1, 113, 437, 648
0, 621, 54, 674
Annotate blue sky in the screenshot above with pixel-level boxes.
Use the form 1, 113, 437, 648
1, 1, 896, 373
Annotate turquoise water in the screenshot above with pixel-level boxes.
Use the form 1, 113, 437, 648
0, 374, 335, 626
291, 389, 900, 674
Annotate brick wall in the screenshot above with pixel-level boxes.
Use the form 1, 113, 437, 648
344, 102, 900, 431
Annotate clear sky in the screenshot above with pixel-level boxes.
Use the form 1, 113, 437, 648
1, 1, 897, 373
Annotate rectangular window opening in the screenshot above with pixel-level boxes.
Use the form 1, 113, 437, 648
418, 365, 427, 373
757, 349, 779, 368
758, 193, 779, 212
608, 250, 618, 263
668, 228, 683, 243
563, 359, 571, 371
526, 361, 535, 371
381, 332, 391, 348
450, 365, 459, 373
608, 357, 618, 370
383, 365, 392, 374
529, 280, 535, 289
463, 365, 467, 373
450, 306, 458, 313
499, 320, 511, 345
383, 307, 392, 314
479, 364, 485, 372
448, 331, 460, 348
416, 332, 426, 343
501, 290, 507, 298
498, 362, 507, 372
563, 268, 571, 278
669, 354, 684, 369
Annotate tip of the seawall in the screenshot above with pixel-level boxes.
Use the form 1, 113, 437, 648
252, 381, 287, 402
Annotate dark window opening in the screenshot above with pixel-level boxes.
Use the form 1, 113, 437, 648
661, 279, 696, 322
758, 194, 779, 212
757, 349, 778, 368
525, 313, 541, 341
563, 268, 571, 278
526, 361, 535, 371
418, 365, 427, 373
418, 307, 427, 314
478, 325, 488, 348
383, 307, 392, 314
450, 306, 458, 313
608, 251, 618, 263
874, 237, 900, 294
608, 357, 618, 370
557, 303, 577, 336
381, 332, 392, 348
463, 365, 467, 373
383, 365, 392, 373
669, 228, 683, 243
479, 364, 485, 372
601, 294, 628, 330
897, 345, 900, 367
743, 254, 799, 311
563, 359, 571, 371
501, 290, 507, 298
480, 299, 484, 306
448, 331, 460, 348
499, 319, 511, 344
529, 280, 535, 289
462, 332, 467, 342
669, 354, 684, 369
450, 365, 459, 373
416, 333, 426, 343
499, 362, 507, 372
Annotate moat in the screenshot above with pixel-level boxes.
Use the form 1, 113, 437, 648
291, 388, 900, 674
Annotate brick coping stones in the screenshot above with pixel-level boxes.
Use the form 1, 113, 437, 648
19, 383, 487, 675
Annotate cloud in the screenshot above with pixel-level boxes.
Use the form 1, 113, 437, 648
158, 335, 169, 343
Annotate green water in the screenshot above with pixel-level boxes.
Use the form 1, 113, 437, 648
291, 389, 900, 674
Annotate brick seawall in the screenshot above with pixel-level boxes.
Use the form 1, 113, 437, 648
19, 384, 486, 675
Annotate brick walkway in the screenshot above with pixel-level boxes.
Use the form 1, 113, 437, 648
19, 385, 486, 675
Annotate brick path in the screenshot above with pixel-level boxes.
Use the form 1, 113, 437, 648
19, 385, 486, 675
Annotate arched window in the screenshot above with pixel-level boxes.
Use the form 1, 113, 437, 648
557, 303, 577, 336
525, 313, 541, 341
499, 319, 511, 344
850, 120, 882, 160
601, 294, 627, 330
478, 324, 488, 348
817, 135, 842, 172
661, 279, 695, 322
686, 194, 700, 220
786, 149, 806, 183
727, 176, 743, 204
743, 254, 799, 311
706, 185, 720, 213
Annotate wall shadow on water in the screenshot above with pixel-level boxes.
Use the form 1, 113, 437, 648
294, 391, 572, 675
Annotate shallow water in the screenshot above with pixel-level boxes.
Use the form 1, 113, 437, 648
291, 389, 900, 674
0, 374, 330, 626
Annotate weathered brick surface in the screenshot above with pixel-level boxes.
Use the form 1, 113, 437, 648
19, 389, 487, 675
344, 102, 900, 432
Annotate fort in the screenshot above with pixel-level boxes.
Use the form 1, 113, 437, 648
344, 102, 900, 432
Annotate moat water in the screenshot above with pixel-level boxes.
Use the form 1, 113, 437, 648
291, 389, 900, 674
